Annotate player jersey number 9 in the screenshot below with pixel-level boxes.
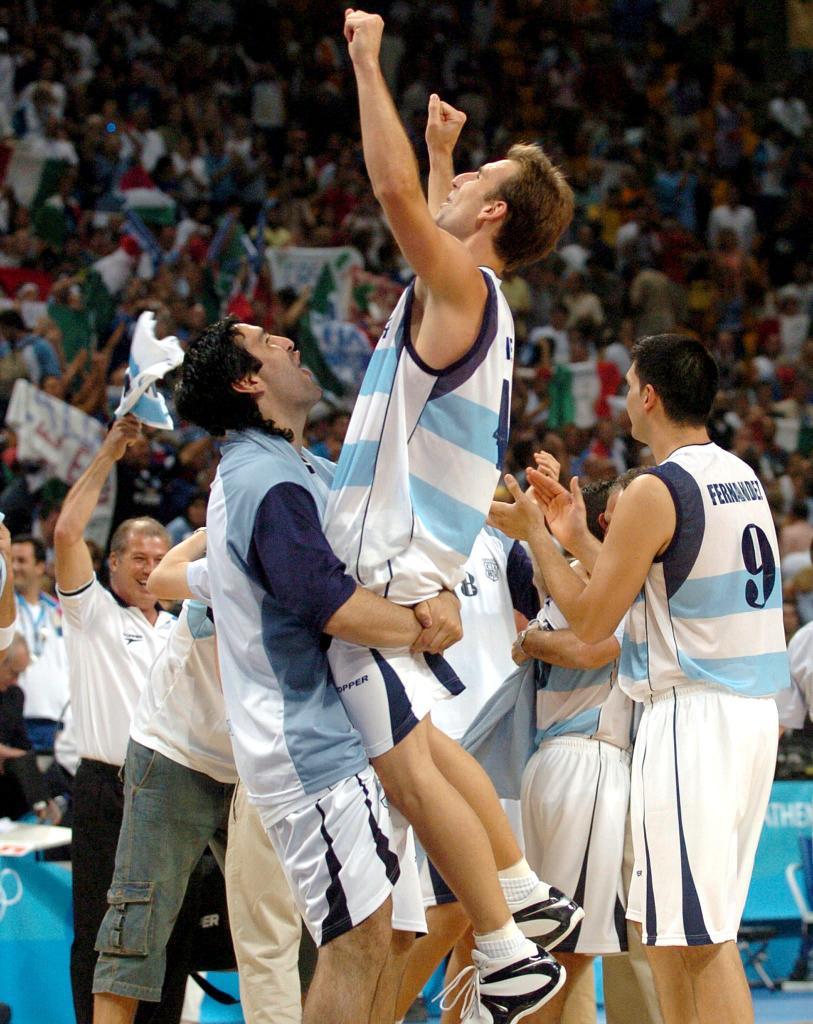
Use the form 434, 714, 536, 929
741, 524, 776, 610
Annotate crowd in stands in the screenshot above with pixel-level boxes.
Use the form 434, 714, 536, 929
0, 0, 812, 630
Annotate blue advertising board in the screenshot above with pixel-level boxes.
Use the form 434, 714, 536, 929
0, 854, 243, 1024
745, 780, 813, 921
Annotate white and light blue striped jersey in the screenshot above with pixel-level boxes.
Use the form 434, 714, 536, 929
204, 429, 368, 823
535, 596, 634, 750
434, 527, 540, 740
618, 442, 790, 702
325, 267, 514, 603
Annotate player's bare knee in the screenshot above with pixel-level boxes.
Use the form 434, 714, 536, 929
373, 746, 437, 817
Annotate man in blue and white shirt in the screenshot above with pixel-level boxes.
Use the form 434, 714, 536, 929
175, 318, 459, 1024
492, 334, 789, 1024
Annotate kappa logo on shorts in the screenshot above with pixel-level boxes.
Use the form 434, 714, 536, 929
336, 674, 369, 694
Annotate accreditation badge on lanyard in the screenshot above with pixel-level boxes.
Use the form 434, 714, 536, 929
17, 595, 49, 662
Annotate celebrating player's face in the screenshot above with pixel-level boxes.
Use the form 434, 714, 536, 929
235, 324, 322, 406
435, 159, 516, 238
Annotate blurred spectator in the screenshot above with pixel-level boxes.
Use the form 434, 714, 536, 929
0, 0, 807, 653
0, 309, 60, 401
629, 263, 681, 336
165, 490, 207, 546
768, 80, 811, 140
707, 184, 757, 254
11, 533, 69, 752
780, 500, 813, 561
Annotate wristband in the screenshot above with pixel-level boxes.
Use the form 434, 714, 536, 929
0, 618, 18, 650
517, 618, 541, 652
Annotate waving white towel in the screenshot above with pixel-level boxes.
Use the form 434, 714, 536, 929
115, 311, 184, 429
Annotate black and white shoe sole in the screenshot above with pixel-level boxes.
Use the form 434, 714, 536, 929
479, 967, 568, 1024
513, 893, 585, 952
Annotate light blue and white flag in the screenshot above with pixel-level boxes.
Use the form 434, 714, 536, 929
115, 311, 184, 429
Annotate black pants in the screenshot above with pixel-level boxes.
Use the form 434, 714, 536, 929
0, 751, 49, 818
70, 759, 193, 1024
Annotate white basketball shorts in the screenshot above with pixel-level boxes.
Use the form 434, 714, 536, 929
328, 638, 463, 758
521, 736, 631, 955
626, 684, 778, 947
260, 766, 425, 946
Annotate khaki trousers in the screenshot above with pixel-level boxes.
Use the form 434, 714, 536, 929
225, 782, 303, 1024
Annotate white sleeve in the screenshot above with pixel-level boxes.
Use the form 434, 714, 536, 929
56, 575, 103, 631
775, 679, 807, 731
787, 626, 813, 725
186, 558, 211, 604
0, 617, 17, 651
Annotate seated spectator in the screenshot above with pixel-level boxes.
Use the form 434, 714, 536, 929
0, 634, 62, 823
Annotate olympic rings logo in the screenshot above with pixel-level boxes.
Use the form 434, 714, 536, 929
0, 868, 23, 922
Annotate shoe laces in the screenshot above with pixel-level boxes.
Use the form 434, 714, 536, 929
435, 963, 482, 1020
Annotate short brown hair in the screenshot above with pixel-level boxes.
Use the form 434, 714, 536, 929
109, 517, 170, 556
488, 143, 574, 272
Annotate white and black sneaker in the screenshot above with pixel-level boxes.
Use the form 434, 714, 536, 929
438, 939, 565, 1023
509, 882, 584, 951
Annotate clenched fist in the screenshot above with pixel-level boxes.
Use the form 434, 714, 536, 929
426, 94, 467, 156
344, 9, 384, 66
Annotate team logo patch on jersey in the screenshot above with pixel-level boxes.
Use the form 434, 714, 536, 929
483, 558, 500, 582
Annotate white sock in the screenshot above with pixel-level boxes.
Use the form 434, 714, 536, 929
474, 919, 526, 960
498, 857, 540, 904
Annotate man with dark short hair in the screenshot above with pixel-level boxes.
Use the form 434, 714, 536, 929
491, 333, 790, 1024
54, 416, 187, 1024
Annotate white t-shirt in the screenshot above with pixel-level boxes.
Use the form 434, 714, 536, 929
434, 529, 537, 740
54, 702, 79, 776
775, 621, 813, 730
57, 576, 175, 766
15, 591, 70, 721
131, 573, 237, 784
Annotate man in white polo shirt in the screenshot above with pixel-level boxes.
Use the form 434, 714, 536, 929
54, 415, 183, 1024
